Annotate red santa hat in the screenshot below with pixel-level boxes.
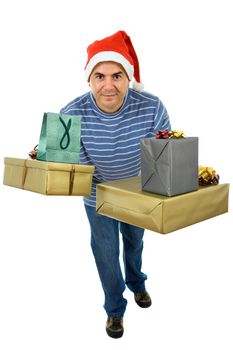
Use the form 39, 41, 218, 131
84, 30, 144, 92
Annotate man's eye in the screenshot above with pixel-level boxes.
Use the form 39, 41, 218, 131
114, 74, 121, 80
96, 74, 104, 80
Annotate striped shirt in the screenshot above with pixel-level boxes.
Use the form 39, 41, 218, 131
60, 88, 171, 207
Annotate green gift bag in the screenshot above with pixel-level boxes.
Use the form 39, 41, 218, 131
37, 112, 82, 164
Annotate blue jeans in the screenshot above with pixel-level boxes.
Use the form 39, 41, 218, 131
84, 204, 147, 317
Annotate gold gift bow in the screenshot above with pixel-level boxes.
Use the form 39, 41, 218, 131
198, 166, 217, 179
155, 130, 185, 139
198, 165, 219, 185
21, 160, 76, 195
169, 130, 185, 138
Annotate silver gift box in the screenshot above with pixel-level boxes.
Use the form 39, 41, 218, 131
140, 137, 199, 196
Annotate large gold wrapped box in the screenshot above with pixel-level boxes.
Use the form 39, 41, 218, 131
96, 176, 229, 234
3, 157, 94, 196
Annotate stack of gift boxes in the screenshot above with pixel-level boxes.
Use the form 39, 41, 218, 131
96, 130, 229, 233
3, 113, 94, 196
3, 114, 229, 233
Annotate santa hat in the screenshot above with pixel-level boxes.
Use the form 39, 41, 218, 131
84, 30, 144, 92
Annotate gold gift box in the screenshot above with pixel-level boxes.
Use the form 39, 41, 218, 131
3, 157, 94, 196
96, 176, 229, 234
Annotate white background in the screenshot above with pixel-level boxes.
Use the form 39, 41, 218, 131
0, 0, 232, 349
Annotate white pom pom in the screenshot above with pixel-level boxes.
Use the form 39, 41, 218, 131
131, 79, 144, 92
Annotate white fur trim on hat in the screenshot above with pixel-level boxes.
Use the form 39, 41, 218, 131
131, 79, 144, 92
85, 51, 134, 81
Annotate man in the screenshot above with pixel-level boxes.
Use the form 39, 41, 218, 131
61, 30, 171, 338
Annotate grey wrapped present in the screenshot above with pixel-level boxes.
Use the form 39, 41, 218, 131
140, 137, 198, 196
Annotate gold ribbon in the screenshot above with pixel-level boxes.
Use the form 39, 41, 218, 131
69, 165, 75, 195
21, 159, 28, 189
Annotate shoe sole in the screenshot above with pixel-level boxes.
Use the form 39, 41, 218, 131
135, 300, 152, 308
106, 328, 124, 338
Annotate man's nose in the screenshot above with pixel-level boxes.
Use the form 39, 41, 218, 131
103, 77, 114, 89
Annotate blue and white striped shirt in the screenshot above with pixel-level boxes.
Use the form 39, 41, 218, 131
61, 88, 171, 207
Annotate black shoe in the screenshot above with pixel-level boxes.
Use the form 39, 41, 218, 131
134, 290, 152, 308
106, 316, 124, 338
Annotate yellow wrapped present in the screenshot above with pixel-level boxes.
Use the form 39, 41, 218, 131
96, 176, 229, 234
3, 157, 94, 196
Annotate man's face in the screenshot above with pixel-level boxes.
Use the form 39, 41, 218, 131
89, 61, 130, 113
